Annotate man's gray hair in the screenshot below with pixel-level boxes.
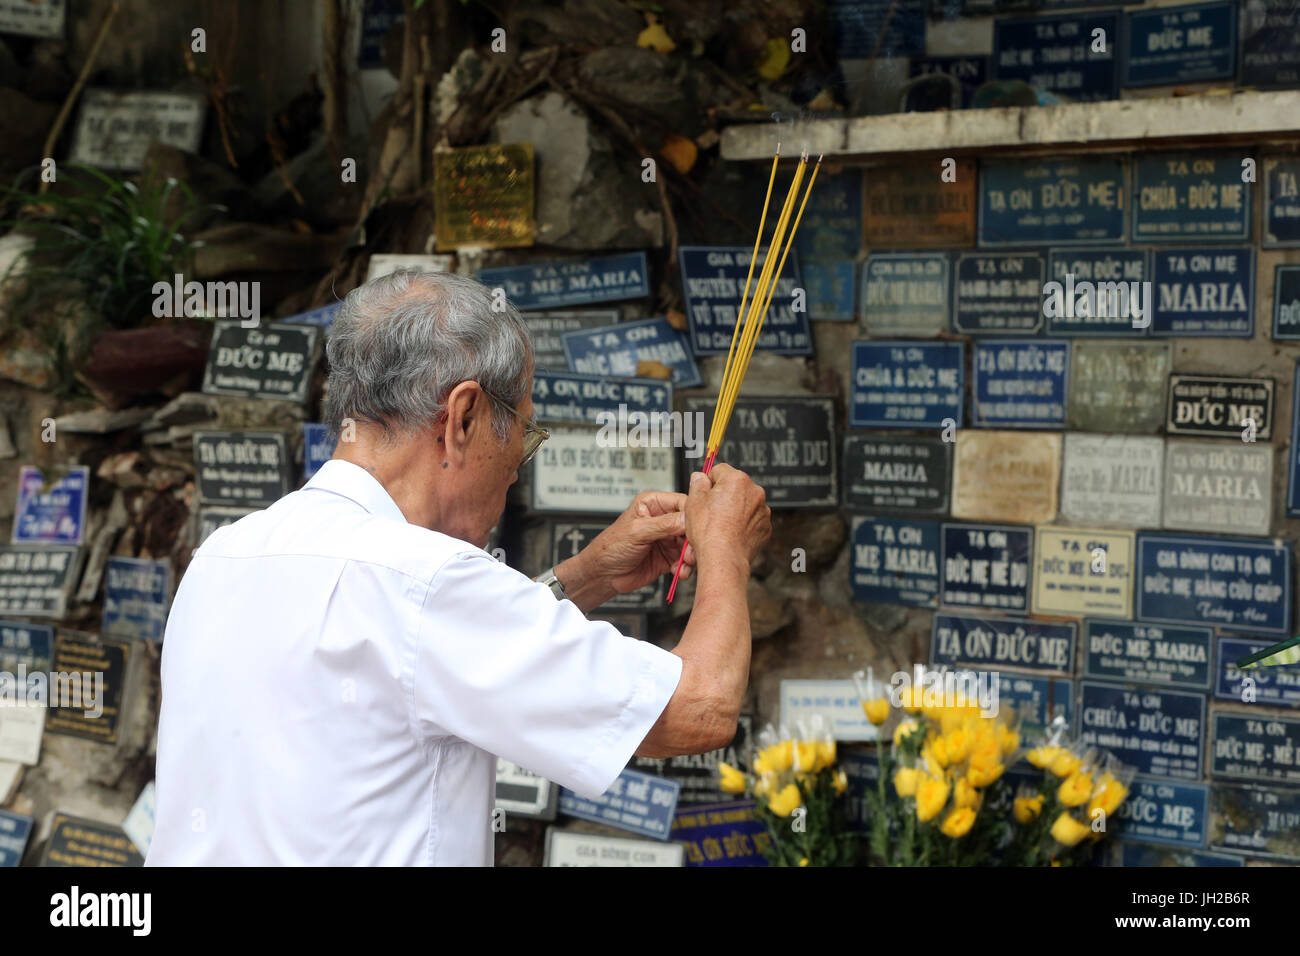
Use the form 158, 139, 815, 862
323, 270, 533, 443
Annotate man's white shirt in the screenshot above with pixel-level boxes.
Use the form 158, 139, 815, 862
147, 460, 682, 866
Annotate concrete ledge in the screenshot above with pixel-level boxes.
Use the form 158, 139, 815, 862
720, 91, 1300, 162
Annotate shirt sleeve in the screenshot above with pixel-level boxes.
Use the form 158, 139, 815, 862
412, 550, 683, 799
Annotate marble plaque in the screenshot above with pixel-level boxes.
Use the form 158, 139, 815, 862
951, 430, 1061, 524
1067, 340, 1172, 433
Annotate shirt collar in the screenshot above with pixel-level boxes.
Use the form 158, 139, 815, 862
303, 459, 409, 525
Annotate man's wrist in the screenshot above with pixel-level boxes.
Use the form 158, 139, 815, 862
694, 545, 752, 583
552, 553, 617, 613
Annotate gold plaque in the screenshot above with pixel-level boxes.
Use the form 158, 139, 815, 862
1032, 526, 1135, 619
433, 143, 535, 250
951, 430, 1061, 524
863, 160, 977, 248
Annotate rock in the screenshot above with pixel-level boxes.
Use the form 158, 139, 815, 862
142, 392, 220, 431
656, 0, 727, 46
23, 39, 71, 103
214, 398, 305, 430
817, 544, 852, 610
0, 88, 57, 182
0, 36, 22, 89
435, 49, 489, 129
54, 407, 153, 434
74, 491, 128, 603
97, 452, 146, 487
748, 577, 794, 639
142, 423, 206, 447
700, 352, 813, 394
562, 0, 642, 43
251, 133, 368, 229
76, 322, 211, 410
791, 512, 846, 567
140, 143, 260, 231
859, 601, 909, 635
0, 339, 56, 389
0, 418, 14, 459
491, 92, 663, 250
0, 230, 35, 323
192, 223, 348, 278
578, 47, 686, 128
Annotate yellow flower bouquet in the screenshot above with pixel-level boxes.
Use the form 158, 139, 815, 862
715, 715, 855, 866
1005, 720, 1137, 866
853, 667, 1134, 866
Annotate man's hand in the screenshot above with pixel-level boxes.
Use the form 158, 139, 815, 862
552, 490, 694, 612
685, 463, 771, 569
595, 490, 696, 594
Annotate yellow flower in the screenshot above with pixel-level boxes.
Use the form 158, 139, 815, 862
754, 740, 793, 775
794, 740, 819, 773
970, 735, 999, 763
798, 857, 809, 867
916, 775, 951, 823
1025, 745, 1062, 769
1050, 812, 1091, 847
899, 685, 925, 713
718, 761, 746, 794
1049, 750, 1081, 778
893, 720, 921, 747
832, 769, 847, 795
1087, 773, 1129, 817
768, 783, 802, 817
1057, 771, 1093, 807
927, 736, 949, 768
940, 806, 976, 838
920, 699, 946, 720
967, 758, 1005, 788
893, 767, 921, 798
940, 707, 973, 735
998, 725, 1021, 756
943, 728, 971, 764
816, 738, 837, 770
954, 776, 982, 811
970, 721, 997, 752
863, 697, 891, 725
1013, 794, 1044, 824
753, 772, 772, 798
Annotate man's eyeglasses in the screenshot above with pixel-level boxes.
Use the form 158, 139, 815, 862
480, 385, 549, 467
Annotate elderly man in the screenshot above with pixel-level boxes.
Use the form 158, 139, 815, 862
148, 270, 770, 866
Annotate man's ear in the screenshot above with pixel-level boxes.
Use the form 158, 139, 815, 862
441, 381, 486, 464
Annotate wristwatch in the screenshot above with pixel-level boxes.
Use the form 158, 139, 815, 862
536, 566, 568, 601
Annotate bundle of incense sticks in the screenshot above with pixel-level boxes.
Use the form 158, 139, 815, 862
666, 146, 822, 603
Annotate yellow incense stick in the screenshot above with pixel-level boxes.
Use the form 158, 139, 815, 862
667, 149, 821, 603
709, 155, 805, 450
718, 148, 781, 411
714, 155, 820, 453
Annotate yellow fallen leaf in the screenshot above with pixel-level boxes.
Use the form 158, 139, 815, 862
637, 23, 676, 54
636, 360, 673, 380
756, 38, 790, 80
660, 134, 697, 174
